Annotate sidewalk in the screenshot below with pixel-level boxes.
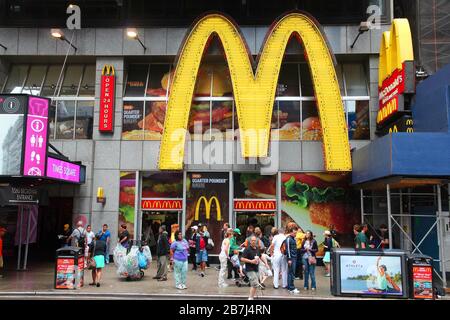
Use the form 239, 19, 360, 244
0, 261, 346, 300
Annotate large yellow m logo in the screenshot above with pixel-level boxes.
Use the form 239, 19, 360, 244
195, 196, 222, 221
159, 12, 351, 172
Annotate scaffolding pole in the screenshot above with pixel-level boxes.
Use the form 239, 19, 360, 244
387, 184, 393, 249
437, 185, 447, 287
360, 189, 364, 224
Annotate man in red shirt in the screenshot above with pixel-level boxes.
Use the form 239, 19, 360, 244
0, 226, 6, 278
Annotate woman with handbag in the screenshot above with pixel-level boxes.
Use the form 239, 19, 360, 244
300, 231, 318, 291
89, 234, 107, 287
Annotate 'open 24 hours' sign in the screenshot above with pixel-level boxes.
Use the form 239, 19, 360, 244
99, 65, 115, 132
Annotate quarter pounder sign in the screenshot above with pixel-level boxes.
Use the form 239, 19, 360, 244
99, 65, 115, 133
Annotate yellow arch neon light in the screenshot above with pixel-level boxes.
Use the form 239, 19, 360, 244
379, 19, 414, 86
195, 196, 222, 221
159, 13, 351, 172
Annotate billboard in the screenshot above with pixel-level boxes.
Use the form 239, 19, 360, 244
339, 255, 404, 296
158, 12, 351, 172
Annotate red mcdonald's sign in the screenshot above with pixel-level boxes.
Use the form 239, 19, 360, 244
99, 65, 115, 133
141, 198, 183, 211
233, 199, 277, 212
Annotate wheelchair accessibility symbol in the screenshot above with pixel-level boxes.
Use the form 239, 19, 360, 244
31, 119, 45, 133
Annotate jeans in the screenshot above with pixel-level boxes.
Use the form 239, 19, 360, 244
272, 254, 288, 288
189, 247, 197, 270
218, 254, 228, 287
174, 260, 188, 287
302, 257, 316, 289
295, 249, 303, 278
287, 257, 297, 291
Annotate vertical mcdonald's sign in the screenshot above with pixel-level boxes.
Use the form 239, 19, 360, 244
377, 19, 415, 126
158, 12, 351, 172
99, 65, 115, 133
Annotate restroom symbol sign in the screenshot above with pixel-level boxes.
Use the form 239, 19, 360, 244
31, 119, 45, 133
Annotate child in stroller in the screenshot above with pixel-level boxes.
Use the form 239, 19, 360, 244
230, 249, 250, 287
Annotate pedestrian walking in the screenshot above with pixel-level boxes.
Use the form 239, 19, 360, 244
154, 225, 170, 281
354, 224, 368, 249
227, 228, 241, 279
202, 225, 212, 268
0, 226, 6, 278
286, 225, 299, 294
89, 234, 107, 287
170, 230, 189, 290
194, 224, 208, 277
97, 224, 111, 264
241, 236, 261, 300
322, 230, 333, 277
189, 226, 198, 271
269, 228, 287, 289
301, 230, 318, 291
295, 227, 305, 280
85, 225, 95, 268
258, 252, 272, 288
119, 224, 130, 250
218, 228, 233, 288
67, 221, 86, 248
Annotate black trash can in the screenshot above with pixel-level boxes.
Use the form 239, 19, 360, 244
407, 254, 434, 300
55, 246, 85, 289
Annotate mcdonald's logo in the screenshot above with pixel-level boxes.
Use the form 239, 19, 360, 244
195, 196, 222, 221
377, 19, 414, 125
102, 65, 115, 76
158, 12, 351, 172
233, 199, 277, 212
141, 198, 183, 211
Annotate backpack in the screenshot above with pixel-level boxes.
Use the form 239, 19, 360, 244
280, 238, 287, 255
77, 228, 86, 248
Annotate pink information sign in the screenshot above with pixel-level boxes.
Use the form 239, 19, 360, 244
23, 97, 49, 177
46, 157, 81, 183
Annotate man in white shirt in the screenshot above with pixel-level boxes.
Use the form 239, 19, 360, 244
269, 228, 288, 289
86, 225, 95, 245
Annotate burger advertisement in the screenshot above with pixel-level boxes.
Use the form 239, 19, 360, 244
234, 173, 276, 199
141, 173, 183, 198
281, 173, 359, 256
119, 172, 136, 237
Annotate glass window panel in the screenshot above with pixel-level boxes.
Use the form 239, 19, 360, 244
277, 64, 300, 97
75, 101, 94, 139
146, 64, 171, 97
125, 64, 148, 97
4, 65, 28, 94
210, 100, 233, 140
55, 101, 76, 139
211, 64, 233, 97
48, 104, 56, 140
347, 100, 370, 140
143, 101, 165, 140
79, 65, 95, 97
300, 63, 314, 97
122, 101, 144, 140
59, 65, 83, 96
301, 101, 322, 141
343, 64, 368, 96
275, 101, 301, 140
21, 65, 46, 95
189, 100, 210, 140
0, 114, 24, 175
41, 65, 63, 97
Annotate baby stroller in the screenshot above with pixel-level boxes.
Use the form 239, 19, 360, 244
234, 265, 250, 287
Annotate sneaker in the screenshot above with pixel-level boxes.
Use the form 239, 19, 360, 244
273, 286, 279, 289
295, 277, 301, 280
248, 297, 254, 300
311, 288, 316, 291
157, 277, 168, 281
152, 276, 160, 279
304, 287, 309, 291
325, 273, 331, 277
289, 289, 300, 294
182, 285, 188, 290
176, 285, 182, 290
219, 283, 229, 288
201, 272, 205, 277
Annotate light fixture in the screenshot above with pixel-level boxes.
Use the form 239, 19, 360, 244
126, 28, 147, 51
51, 28, 78, 52
350, 22, 370, 49
0, 43, 6, 50
96, 187, 106, 205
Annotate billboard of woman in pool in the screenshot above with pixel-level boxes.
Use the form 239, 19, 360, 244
340, 255, 403, 296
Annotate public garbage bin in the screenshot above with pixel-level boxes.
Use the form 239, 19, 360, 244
407, 254, 434, 300
55, 246, 85, 289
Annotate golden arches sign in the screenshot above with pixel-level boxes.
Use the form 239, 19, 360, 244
158, 12, 351, 172
195, 196, 222, 221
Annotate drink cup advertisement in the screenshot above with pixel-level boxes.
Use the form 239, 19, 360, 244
340, 255, 403, 296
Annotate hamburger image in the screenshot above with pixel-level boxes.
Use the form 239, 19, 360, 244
239, 173, 277, 199
272, 116, 322, 141
141, 173, 183, 198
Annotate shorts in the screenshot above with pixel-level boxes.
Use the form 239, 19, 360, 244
323, 252, 331, 263
94, 255, 105, 269
0, 256, 3, 268
196, 250, 208, 263
247, 271, 260, 288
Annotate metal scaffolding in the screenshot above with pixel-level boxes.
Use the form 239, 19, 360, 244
360, 184, 448, 287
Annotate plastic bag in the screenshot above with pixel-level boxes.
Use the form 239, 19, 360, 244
113, 244, 127, 267
138, 251, 148, 269
141, 245, 152, 263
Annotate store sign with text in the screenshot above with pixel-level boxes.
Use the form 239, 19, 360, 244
99, 65, 115, 133
141, 198, 183, 211
377, 19, 415, 126
412, 266, 433, 299
46, 157, 82, 183
233, 199, 277, 212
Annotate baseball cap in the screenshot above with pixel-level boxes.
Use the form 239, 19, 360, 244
191, 226, 198, 230
233, 228, 241, 235
324, 230, 331, 236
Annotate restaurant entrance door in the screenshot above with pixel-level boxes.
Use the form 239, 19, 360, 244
141, 211, 181, 254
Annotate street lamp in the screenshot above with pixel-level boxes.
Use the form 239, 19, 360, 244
127, 28, 147, 52
51, 28, 78, 52
350, 22, 370, 49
